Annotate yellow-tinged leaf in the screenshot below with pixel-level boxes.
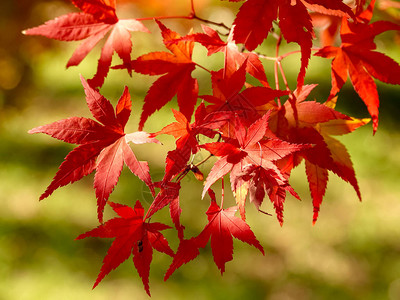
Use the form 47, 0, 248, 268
323, 135, 361, 200
324, 135, 353, 171
319, 117, 370, 136
324, 96, 338, 109
233, 179, 249, 220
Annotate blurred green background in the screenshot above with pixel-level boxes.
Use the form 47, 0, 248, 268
1, 0, 400, 299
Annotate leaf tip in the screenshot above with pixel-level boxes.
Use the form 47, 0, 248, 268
79, 73, 86, 83
38, 193, 48, 201
92, 276, 103, 290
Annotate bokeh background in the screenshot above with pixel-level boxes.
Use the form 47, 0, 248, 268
1, 0, 400, 299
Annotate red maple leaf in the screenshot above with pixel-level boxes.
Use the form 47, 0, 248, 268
268, 85, 370, 223
230, 0, 354, 88
146, 181, 182, 229
152, 103, 222, 182
202, 62, 288, 123
164, 237, 200, 281
164, 192, 264, 279
23, 0, 149, 88
179, 24, 270, 84
76, 200, 174, 296
314, 0, 400, 132
201, 113, 309, 222
231, 162, 301, 224
195, 199, 264, 274
123, 20, 198, 130
29, 76, 158, 222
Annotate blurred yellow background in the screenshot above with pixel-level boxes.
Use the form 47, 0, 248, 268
1, 0, 400, 299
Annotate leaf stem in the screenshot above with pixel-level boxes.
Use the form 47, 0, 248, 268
255, 48, 320, 62
275, 35, 282, 107
258, 209, 272, 216
174, 132, 221, 183
192, 15, 230, 31
136, 0, 230, 31
136, 15, 194, 22
195, 62, 212, 74
190, 0, 195, 14
278, 61, 291, 92
220, 177, 225, 209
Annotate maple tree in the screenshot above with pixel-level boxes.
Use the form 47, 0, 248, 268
24, 0, 400, 296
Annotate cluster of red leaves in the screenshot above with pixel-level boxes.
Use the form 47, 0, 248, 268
26, 0, 400, 296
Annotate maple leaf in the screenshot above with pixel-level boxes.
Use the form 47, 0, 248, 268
29, 76, 158, 222
146, 181, 182, 227
315, 0, 400, 132
152, 103, 222, 182
179, 24, 270, 84
202, 62, 288, 123
230, 0, 353, 88
195, 200, 264, 274
201, 113, 309, 222
76, 200, 174, 296
23, 0, 149, 88
153, 113, 197, 182
231, 163, 301, 224
164, 237, 201, 280
121, 20, 198, 130
163, 187, 264, 279
269, 85, 370, 223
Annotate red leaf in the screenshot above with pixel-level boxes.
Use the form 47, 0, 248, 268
202, 156, 235, 199
315, 1, 400, 132
203, 64, 287, 120
231, 0, 352, 88
147, 181, 181, 220
305, 160, 328, 224
202, 114, 309, 219
94, 138, 124, 219
232, 0, 278, 52
269, 90, 369, 223
33, 142, 105, 201
154, 105, 220, 182
23, 2, 149, 88
81, 76, 118, 127
29, 77, 157, 222
164, 238, 200, 281
181, 24, 270, 84
155, 109, 197, 151
28, 117, 110, 144
278, 0, 314, 89
196, 201, 264, 274
23, 13, 110, 41
285, 100, 350, 125
72, 0, 118, 23
121, 20, 198, 129
89, 19, 149, 88
76, 200, 173, 296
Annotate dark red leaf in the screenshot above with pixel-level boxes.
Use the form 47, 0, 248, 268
29, 77, 157, 222
196, 201, 264, 274
76, 200, 173, 296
